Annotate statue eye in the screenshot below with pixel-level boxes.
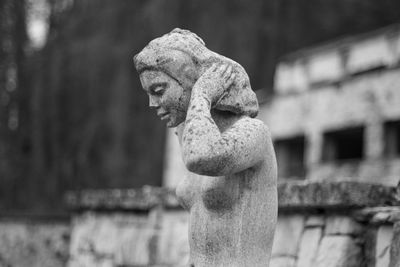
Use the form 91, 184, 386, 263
150, 82, 167, 95
154, 86, 165, 94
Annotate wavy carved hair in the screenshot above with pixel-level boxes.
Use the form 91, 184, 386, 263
134, 28, 258, 118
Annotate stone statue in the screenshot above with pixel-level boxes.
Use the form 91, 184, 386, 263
134, 29, 277, 267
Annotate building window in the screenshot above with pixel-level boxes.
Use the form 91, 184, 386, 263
322, 127, 364, 162
384, 120, 400, 157
274, 136, 306, 179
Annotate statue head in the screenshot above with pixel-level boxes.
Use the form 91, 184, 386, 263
134, 28, 258, 127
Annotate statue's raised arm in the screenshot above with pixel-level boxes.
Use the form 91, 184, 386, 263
134, 28, 277, 267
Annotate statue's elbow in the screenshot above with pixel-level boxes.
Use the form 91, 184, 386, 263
184, 153, 229, 176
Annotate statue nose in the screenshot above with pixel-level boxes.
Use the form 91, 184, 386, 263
149, 96, 159, 109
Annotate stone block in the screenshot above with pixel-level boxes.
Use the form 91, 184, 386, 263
305, 216, 325, 227
115, 227, 158, 266
308, 51, 343, 84
0, 220, 70, 267
376, 225, 393, 267
314, 236, 362, 267
269, 256, 296, 267
297, 227, 323, 267
347, 36, 393, 74
65, 186, 181, 211
278, 181, 397, 211
68, 212, 155, 267
272, 215, 305, 257
389, 222, 400, 267
325, 216, 363, 236
393, 32, 400, 64
157, 211, 189, 266
275, 61, 308, 94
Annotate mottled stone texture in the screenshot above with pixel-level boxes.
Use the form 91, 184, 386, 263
296, 227, 322, 267
0, 219, 70, 267
67, 181, 397, 213
389, 221, 400, 267
134, 29, 277, 266
278, 181, 397, 210
376, 225, 393, 267
272, 215, 305, 257
66, 180, 399, 267
65, 186, 180, 211
314, 236, 362, 267
68, 210, 189, 267
325, 216, 363, 235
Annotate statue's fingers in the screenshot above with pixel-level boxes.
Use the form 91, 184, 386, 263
206, 63, 216, 74
225, 73, 236, 88
218, 64, 228, 76
210, 63, 218, 72
224, 65, 232, 77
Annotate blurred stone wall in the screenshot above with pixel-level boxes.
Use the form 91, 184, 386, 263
0, 182, 397, 267
64, 181, 399, 267
0, 217, 70, 267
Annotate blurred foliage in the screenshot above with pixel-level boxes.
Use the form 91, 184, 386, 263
0, 0, 399, 213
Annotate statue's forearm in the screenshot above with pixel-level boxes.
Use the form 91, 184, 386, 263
182, 86, 228, 175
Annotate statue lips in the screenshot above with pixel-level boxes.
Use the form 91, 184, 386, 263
158, 111, 170, 121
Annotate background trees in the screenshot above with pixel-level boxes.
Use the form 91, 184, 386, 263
1, 0, 399, 213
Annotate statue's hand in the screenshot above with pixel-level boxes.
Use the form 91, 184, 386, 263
194, 63, 236, 105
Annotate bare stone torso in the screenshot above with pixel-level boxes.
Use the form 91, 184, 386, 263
176, 117, 277, 267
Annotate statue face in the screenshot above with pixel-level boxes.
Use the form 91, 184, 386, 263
140, 70, 191, 127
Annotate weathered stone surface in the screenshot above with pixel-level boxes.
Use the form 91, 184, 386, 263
325, 216, 363, 236
354, 207, 400, 224
297, 227, 323, 267
347, 36, 394, 74
275, 61, 308, 94
134, 28, 277, 267
0, 219, 70, 267
67, 180, 397, 214
65, 186, 181, 211
389, 222, 400, 267
272, 215, 305, 258
376, 225, 393, 267
157, 211, 189, 266
278, 181, 397, 210
269, 256, 296, 267
305, 215, 325, 227
68, 212, 155, 267
308, 51, 343, 84
314, 236, 362, 267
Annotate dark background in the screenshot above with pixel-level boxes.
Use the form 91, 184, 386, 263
1, 0, 400, 213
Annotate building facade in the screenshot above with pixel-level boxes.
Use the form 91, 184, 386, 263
260, 24, 400, 186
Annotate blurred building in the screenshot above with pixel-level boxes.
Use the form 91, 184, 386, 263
258, 23, 400, 186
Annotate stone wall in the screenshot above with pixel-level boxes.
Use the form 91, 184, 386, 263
65, 187, 188, 267
0, 216, 70, 267
66, 181, 399, 267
